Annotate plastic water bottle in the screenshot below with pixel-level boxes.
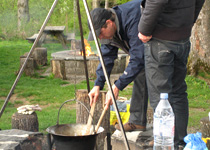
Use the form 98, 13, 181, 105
153, 93, 175, 150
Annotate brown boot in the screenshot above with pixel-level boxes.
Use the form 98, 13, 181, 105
115, 122, 146, 132
148, 140, 154, 146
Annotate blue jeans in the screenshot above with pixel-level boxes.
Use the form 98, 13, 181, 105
144, 38, 191, 148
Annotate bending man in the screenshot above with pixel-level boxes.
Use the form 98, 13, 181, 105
88, 0, 148, 132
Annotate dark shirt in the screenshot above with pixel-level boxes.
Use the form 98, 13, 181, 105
138, 0, 205, 41
94, 0, 145, 90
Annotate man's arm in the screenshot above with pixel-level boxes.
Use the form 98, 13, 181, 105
88, 45, 118, 106
138, 0, 168, 36
114, 14, 145, 91
94, 44, 118, 90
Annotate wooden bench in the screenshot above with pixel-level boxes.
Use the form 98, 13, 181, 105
26, 26, 75, 49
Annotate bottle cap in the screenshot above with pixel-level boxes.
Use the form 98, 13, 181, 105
160, 93, 168, 99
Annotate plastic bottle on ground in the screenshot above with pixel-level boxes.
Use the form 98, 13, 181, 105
153, 93, 175, 150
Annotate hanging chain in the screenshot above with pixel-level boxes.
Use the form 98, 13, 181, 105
73, 0, 77, 100
74, 50, 77, 100
73, 0, 76, 32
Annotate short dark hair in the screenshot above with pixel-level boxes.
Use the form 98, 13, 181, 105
88, 8, 114, 41
102, 13, 115, 28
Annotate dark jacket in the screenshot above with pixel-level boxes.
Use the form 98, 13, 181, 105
138, 0, 205, 41
94, 0, 144, 90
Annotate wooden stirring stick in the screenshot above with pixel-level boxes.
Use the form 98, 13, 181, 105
85, 102, 96, 135
95, 106, 107, 133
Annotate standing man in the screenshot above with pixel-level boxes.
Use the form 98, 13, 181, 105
138, 0, 205, 149
88, 0, 148, 131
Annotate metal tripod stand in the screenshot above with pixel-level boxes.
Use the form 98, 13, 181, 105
0, 0, 130, 149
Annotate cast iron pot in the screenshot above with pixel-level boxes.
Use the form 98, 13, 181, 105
46, 100, 104, 150
46, 123, 104, 150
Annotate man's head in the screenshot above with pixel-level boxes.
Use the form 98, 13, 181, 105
88, 8, 117, 41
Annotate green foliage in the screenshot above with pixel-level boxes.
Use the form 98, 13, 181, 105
0, 0, 18, 40
0, 0, 133, 40
0, 0, 93, 40
115, 0, 131, 5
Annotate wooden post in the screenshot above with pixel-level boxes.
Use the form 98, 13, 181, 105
12, 112, 39, 132
200, 117, 210, 149
76, 89, 109, 150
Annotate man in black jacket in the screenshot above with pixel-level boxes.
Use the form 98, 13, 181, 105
138, 0, 205, 149
88, 0, 148, 132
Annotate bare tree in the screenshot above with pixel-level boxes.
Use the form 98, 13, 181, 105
92, 0, 100, 9
17, 0, 30, 31
105, 0, 109, 9
188, 0, 210, 75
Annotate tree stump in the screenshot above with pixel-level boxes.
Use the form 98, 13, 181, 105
71, 39, 81, 50
76, 89, 109, 150
19, 56, 36, 76
200, 117, 210, 149
32, 47, 47, 66
12, 112, 39, 132
51, 59, 67, 80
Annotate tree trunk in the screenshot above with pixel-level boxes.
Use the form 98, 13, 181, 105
188, 1, 210, 75
200, 117, 210, 149
92, 0, 100, 9
105, 0, 109, 9
17, 0, 30, 31
12, 112, 39, 132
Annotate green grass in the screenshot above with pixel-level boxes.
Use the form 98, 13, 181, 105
0, 40, 210, 134
186, 76, 210, 109
0, 40, 94, 132
185, 76, 210, 129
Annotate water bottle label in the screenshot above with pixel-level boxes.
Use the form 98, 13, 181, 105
162, 124, 174, 136
153, 118, 161, 136
154, 117, 174, 137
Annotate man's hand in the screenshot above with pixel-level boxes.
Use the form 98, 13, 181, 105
138, 32, 152, 43
105, 84, 119, 110
88, 86, 100, 106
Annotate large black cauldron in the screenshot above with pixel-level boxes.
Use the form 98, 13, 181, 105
46, 123, 104, 150
46, 100, 104, 150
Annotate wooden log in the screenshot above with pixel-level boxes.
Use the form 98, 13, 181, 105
32, 47, 47, 66
12, 112, 39, 132
87, 59, 99, 78
200, 117, 210, 149
19, 56, 36, 76
71, 39, 81, 50
51, 59, 67, 80
76, 89, 109, 150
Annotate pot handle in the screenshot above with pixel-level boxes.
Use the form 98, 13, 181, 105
56, 99, 95, 133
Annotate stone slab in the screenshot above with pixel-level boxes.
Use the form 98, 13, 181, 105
106, 124, 153, 150
0, 129, 45, 150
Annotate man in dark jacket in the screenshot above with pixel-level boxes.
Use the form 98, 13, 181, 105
138, 0, 205, 149
88, 0, 148, 131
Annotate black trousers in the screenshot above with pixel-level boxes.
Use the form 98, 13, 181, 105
129, 69, 148, 126
144, 38, 191, 149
